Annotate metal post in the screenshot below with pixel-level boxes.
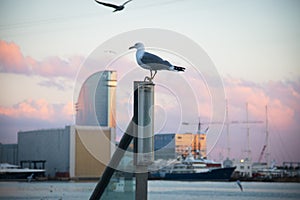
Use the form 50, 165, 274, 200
133, 81, 154, 200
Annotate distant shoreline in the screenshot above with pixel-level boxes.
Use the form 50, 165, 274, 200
1, 177, 299, 183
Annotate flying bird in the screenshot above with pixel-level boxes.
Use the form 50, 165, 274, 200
95, 0, 132, 12
129, 42, 185, 81
236, 180, 243, 191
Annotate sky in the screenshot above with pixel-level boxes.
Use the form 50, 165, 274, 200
0, 0, 299, 164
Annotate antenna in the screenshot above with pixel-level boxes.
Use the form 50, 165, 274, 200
226, 99, 230, 158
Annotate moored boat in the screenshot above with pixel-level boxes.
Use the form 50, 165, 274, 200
149, 152, 235, 181
0, 163, 45, 180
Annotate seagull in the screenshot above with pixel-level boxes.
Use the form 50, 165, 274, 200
95, 0, 132, 12
236, 180, 243, 191
27, 173, 34, 182
129, 42, 185, 82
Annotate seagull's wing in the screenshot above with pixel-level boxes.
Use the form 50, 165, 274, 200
141, 52, 172, 70
122, 0, 132, 6
95, 0, 119, 9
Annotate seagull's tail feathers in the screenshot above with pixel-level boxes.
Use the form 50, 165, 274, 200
173, 66, 185, 72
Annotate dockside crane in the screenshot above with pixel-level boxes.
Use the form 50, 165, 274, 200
183, 101, 263, 159
258, 145, 267, 163
257, 105, 270, 165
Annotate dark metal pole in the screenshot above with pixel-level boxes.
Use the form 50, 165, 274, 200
89, 120, 134, 200
134, 81, 154, 200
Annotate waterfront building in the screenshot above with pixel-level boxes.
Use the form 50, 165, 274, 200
154, 133, 176, 160
233, 158, 252, 177
154, 132, 207, 160
75, 70, 117, 127
17, 125, 115, 179
16, 70, 117, 179
18, 127, 70, 177
0, 144, 18, 165
69, 125, 115, 179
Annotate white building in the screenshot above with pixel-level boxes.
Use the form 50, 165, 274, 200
233, 158, 252, 177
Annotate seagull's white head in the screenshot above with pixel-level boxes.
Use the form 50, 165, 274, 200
129, 42, 144, 50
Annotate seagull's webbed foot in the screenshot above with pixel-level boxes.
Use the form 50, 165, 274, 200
144, 76, 153, 82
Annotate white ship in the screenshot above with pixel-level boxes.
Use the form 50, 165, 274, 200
0, 163, 45, 180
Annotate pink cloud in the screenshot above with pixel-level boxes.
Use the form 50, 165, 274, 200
0, 40, 83, 78
0, 99, 74, 123
0, 40, 30, 74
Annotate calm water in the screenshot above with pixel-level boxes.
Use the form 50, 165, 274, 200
0, 181, 299, 200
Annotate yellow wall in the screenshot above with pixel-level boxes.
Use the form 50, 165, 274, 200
175, 133, 193, 156
175, 133, 207, 158
74, 127, 113, 178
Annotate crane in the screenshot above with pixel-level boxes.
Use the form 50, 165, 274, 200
258, 105, 270, 165
182, 101, 264, 159
258, 145, 267, 163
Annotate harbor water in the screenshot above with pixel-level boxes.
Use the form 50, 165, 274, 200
0, 181, 299, 200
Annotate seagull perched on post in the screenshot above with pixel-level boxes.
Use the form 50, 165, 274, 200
94, 0, 132, 12
129, 42, 185, 82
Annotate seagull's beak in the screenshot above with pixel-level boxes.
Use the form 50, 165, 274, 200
129, 45, 135, 50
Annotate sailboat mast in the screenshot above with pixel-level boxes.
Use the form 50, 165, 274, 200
226, 99, 230, 158
265, 105, 270, 167
246, 103, 251, 160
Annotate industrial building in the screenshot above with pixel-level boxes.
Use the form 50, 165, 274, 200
17, 125, 115, 179
154, 132, 207, 160
0, 144, 18, 165
18, 127, 70, 177
70, 125, 115, 178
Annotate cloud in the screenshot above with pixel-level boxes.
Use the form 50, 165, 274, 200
0, 99, 74, 122
0, 40, 83, 78
0, 99, 75, 144
223, 77, 300, 128
37, 78, 73, 91
0, 40, 29, 74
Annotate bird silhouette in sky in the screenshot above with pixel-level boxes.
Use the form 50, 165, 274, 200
95, 0, 132, 12
129, 42, 186, 82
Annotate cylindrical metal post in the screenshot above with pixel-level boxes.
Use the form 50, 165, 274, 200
133, 81, 154, 200
134, 81, 154, 166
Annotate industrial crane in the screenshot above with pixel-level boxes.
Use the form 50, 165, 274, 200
258, 145, 267, 163
182, 101, 264, 159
